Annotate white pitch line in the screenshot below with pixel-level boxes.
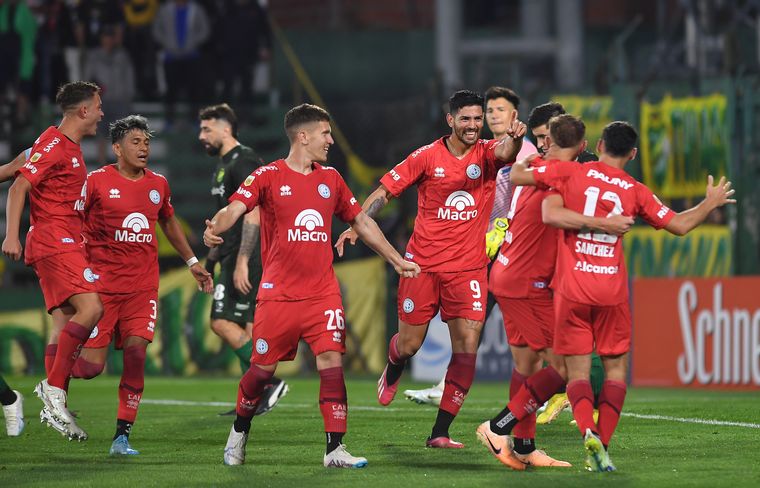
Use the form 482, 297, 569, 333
621, 412, 760, 429
142, 399, 760, 427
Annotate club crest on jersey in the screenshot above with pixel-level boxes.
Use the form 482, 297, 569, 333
115, 213, 153, 242
403, 298, 415, 313
288, 209, 328, 242
466, 164, 481, 179
83, 268, 99, 283
438, 190, 478, 221
318, 184, 331, 199
256, 338, 269, 354
149, 189, 161, 204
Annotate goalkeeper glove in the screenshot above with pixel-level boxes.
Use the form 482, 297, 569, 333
485, 218, 509, 260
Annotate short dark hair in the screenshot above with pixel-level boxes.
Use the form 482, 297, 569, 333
548, 114, 586, 148
198, 103, 238, 138
601, 121, 638, 157
55, 81, 100, 112
109, 115, 153, 144
448, 90, 484, 114
284, 103, 331, 140
484, 86, 520, 109
527, 102, 566, 130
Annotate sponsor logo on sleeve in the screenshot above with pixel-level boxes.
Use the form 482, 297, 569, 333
23, 162, 38, 174
42, 137, 60, 153
244, 175, 254, 186
30, 152, 41, 163
236, 187, 252, 199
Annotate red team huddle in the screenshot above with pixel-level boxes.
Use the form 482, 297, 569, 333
2, 81, 735, 473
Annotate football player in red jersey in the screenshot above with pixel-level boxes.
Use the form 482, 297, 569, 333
65, 115, 212, 455
336, 90, 526, 448
204, 103, 419, 468
501, 120, 735, 471
476, 115, 633, 470
3, 81, 104, 441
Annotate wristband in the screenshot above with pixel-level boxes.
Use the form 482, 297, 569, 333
186, 256, 199, 267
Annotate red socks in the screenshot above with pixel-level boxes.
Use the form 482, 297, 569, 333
510, 370, 536, 439
506, 365, 565, 421
597, 380, 627, 446
388, 333, 403, 364
48, 321, 90, 389
236, 365, 274, 418
567, 380, 597, 435
71, 357, 105, 379
319, 367, 347, 433
439, 353, 476, 415
117, 346, 146, 423
45, 344, 57, 375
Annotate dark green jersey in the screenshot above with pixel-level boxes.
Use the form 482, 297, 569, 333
210, 144, 263, 259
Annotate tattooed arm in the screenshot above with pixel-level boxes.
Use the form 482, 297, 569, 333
233, 207, 260, 295
334, 185, 394, 257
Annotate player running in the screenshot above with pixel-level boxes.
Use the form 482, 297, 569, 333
204, 103, 419, 468
498, 120, 735, 471
336, 90, 526, 448
2, 81, 104, 441
63, 115, 212, 454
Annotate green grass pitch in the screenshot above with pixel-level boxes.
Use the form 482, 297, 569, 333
1, 376, 758, 487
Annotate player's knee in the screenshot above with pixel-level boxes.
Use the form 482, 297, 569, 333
71, 357, 105, 379
210, 320, 225, 336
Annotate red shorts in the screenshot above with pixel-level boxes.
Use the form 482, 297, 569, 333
85, 290, 158, 349
252, 295, 345, 364
398, 267, 488, 325
31, 251, 99, 313
553, 292, 631, 356
495, 295, 554, 351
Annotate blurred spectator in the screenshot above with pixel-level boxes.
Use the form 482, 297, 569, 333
73, 0, 125, 81
84, 24, 136, 164
0, 0, 38, 128
123, 0, 159, 100
218, 0, 272, 105
152, 0, 210, 126
35, 0, 76, 102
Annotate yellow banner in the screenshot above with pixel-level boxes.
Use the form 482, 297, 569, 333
552, 95, 613, 150
640, 94, 730, 198
625, 225, 732, 277
1, 257, 387, 375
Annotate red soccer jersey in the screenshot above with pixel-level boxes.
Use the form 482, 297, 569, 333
229, 159, 362, 301
534, 160, 676, 305
380, 137, 505, 272
17, 126, 87, 264
489, 157, 559, 299
83, 165, 174, 293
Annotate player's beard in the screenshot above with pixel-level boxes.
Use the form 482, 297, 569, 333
455, 126, 480, 146
204, 142, 222, 157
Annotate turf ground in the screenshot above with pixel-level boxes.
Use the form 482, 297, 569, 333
0, 375, 758, 487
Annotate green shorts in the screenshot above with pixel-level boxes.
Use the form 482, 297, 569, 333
210, 253, 261, 326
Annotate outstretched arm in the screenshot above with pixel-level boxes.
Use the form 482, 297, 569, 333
335, 184, 395, 257
0, 151, 27, 183
509, 154, 540, 186
233, 207, 260, 295
2, 175, 32, 260
159, 215, 213, 293
350, 211, 419, 278
665, 175, 735, 236
542, 194, 634, 236
203, 200, 248, 248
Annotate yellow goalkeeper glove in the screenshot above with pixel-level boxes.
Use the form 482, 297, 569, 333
485, 218, 509, 260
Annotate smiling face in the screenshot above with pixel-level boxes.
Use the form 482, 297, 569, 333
302, 120, 334, 163
485, 97, 517, 139
81, 93, 104, 136
447, 105, 484, 147
114, 128, 150, 172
